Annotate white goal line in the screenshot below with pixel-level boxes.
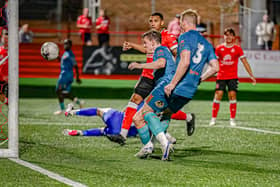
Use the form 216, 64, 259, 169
9, 158, 87, 187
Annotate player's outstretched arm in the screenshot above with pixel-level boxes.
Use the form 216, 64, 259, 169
165, 50, 190, 96
240, 57, 256, 85
123, 41, 146, 53
201, 59, 219, 81
128, 58, 166, 70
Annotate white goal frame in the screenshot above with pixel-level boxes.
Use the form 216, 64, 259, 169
0, 0, 19, 158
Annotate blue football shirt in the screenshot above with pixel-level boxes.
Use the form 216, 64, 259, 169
174, 30, 216, 99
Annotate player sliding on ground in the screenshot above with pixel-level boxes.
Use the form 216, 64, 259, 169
63, 102, 187, 144
132, 10, 219, 160
111, 13, 194, 144
209, 28, 256, 127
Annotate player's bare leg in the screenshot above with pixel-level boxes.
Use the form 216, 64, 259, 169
54, 89, 65, 115
228, 90, 237, 126
210, 90, 223, 126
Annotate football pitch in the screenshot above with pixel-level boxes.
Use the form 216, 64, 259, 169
1, 98, 280, 186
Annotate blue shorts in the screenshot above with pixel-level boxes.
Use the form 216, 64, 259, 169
102, 109, 138, 137
147, 80, 191, 113
146, 80, 169, 113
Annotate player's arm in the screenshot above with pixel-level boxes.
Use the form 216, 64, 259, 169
77, 24, 85, 29
128, 58, 166, 70
76, 18, 86, 29
165, 50, 190, 97
167, 33, 178, 56
123, 41, 146, 53
200, 59, 219, 81
240, 57, 256, 85
72, 57, 81, 84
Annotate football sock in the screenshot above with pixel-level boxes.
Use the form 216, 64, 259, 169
83, 128, 103, 136
229, 100, 237, 119
59, 102, 65, 111
212, 99, 220, 118
160, 113, 171, 131
171, 110, 187, 120
76, 108, 97, 116
120, 102, 138, 137
156, 132, 169, 147
186, 113, 193, 122
144, 112, 164, 136
136, 123, 151, 145
161, 120, 170, 132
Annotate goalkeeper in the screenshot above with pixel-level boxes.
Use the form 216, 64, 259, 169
63, 102, 186, 144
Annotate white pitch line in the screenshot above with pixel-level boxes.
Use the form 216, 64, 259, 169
9, 158, 87, 187
199, 125, 280, 135
20, 122, 95, 126
231, 126, 280, 135
0, 139, 8, 146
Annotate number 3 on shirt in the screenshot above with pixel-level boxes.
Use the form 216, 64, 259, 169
192, 43, 204, 64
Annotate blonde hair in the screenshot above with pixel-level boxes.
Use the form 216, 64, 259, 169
180, 9, 199, 26
142, 29, 162, 44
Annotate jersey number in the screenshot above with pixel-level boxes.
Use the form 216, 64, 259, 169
192, 43, 204, 64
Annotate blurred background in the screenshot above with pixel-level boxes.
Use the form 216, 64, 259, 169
17, 0, 280, 49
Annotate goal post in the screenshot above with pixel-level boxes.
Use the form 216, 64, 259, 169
0, 0, 19, 158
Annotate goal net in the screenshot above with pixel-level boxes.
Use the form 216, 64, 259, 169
0, 0, 19, 158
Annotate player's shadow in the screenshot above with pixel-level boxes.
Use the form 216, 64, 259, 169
172, 147, 279, 175
174, 145, 264, 158
19, 140, 36, 155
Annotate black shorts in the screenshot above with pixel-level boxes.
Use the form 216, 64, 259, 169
0, 81, 8, 97
167, 94, 191, 113
134, 76, 154, 99
97, 33, 110, 46
81, 32, 91, 43
216, 79, 238, 92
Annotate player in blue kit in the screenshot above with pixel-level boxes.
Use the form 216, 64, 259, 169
54, 39, 83, 115
128, 30, 179, 160
132, 10, 219, 160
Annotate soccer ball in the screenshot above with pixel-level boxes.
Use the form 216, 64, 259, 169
41, 42, 59, 61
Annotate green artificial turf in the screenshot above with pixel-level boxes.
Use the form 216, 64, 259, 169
1, 99, 279, 186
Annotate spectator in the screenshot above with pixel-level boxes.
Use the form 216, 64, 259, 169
19, 24, 33, 43
255, 14, 276, 50
96, 9, 110, 47
167, 14, 181, 38
77, 8, 92, 46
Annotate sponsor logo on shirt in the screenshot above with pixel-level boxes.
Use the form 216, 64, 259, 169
157, 49, 164, 56
190, 69, 199, 76
179, 40, 185, 48
221, 54, 234, 65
